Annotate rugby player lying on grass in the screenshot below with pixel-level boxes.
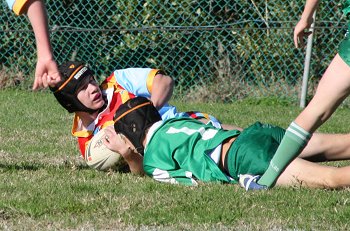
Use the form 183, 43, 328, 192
50, 61, 238, 172
51, 61, 350, 184
103, 96, 350, 190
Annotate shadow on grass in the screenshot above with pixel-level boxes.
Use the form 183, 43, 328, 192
0, 163, 42, 171
0, 162, 92, 171
0, 162, 131, 173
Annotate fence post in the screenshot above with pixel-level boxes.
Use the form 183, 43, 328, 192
300, 11, 317, 108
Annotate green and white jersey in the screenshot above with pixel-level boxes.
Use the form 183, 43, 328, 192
143, 118, 240, 186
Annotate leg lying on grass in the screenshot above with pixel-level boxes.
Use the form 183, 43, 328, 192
277, 157, 350, 189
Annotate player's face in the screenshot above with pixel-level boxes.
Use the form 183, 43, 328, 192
76, 76, 104, 110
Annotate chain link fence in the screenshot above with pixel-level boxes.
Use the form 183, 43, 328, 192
0, 1, 347, 103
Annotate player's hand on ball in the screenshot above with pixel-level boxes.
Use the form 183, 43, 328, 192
103, 126, 132, 158
85, 127, 122, 171
239, 174, 268, 191
101, 127, 143, 174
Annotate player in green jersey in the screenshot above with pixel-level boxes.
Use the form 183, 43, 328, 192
103, 97, 350, 190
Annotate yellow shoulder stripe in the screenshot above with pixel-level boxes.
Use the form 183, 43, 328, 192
146, 69, 159, 94
12, 0, 28, 15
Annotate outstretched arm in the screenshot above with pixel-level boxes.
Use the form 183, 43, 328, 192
26, 0, 61, 89
6, 0, 61, 89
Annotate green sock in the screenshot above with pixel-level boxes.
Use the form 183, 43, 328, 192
258, 121, 311, 187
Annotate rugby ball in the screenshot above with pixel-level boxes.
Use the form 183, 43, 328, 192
85, 128, 122, 171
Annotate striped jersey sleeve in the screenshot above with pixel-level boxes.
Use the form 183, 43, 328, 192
113, 68, 160, 98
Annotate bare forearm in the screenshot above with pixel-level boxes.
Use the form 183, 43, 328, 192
26, 0, 53, 60
300, 0, 319, 21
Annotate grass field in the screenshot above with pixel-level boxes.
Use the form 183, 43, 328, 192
1, 89, 350, 230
